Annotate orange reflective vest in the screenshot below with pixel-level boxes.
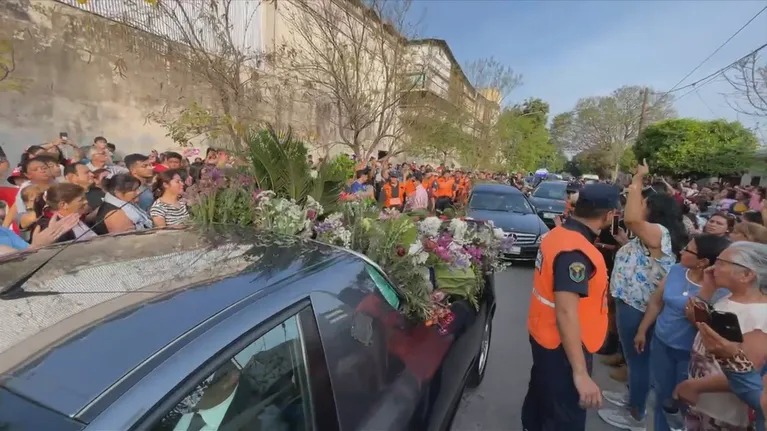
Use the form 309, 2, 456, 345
434, 178, 455, 198
382, 183, 403, 208
403, 179, 417, 198
528, 227, 609, 353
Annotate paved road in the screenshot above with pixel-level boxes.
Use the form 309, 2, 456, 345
452, 264, 624, 431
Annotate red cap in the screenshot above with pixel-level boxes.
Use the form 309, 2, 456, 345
6, 166, 23, 183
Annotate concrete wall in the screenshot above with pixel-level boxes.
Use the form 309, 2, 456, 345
0, 0, 224, 165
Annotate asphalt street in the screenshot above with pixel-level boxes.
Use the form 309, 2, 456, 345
452, 264, 624, 431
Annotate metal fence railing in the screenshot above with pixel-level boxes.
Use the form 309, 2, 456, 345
55, 0, 263, 60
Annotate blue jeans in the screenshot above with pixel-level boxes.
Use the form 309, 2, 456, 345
650, 334, 690, 431
615, 299, 652, 419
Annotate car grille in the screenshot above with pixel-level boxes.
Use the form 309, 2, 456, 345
506, 232, 537, 245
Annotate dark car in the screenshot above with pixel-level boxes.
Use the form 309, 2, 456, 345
0, 226, 494, 431
528, 180, 569, 228
466, 183, 549, 260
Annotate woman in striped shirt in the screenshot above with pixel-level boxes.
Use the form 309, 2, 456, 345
149, 169, 189, 227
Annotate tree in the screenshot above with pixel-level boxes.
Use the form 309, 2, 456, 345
633, 118, 758, 178
494, 98, 561, 173
463, 57, 522, 107
89, 0, 272, 147
276, 0, 421, 159
724, 49, 767, 118
571, 145, 637, 179
553, 85, 675, 180
402, 109, 473, 165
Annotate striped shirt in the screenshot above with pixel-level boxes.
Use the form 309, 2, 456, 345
149, 200, 189, 226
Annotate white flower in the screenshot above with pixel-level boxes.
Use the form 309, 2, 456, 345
449, 218, 469, 245
493, 228, 505, 240
419, 216, 442, 238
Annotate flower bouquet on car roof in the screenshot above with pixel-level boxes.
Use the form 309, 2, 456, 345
407, 216, 515, 313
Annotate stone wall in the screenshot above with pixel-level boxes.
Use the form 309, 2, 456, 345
0, 0, 332, 167
0, 0, 222, 165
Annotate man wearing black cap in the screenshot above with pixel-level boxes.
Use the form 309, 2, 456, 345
522, 183, 621, 431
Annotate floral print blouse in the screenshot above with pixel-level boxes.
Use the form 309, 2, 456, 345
610, 224, 675, 312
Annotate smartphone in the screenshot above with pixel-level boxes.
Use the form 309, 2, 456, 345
710, 311, 744, 343
59, 132, 68, 141
611, 215, 620, 235
693, 303, 711, 324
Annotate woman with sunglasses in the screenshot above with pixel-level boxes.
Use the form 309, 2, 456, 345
674, 241, 767, 430
630, 234, 731, 431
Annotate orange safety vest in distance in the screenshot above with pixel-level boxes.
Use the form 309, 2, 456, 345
434, 178, 455, 198
403, 179, 417, 198
382, 183, 403, 208
528, 226, 609, 353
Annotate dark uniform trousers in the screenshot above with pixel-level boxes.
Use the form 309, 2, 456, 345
521, 336, 593, 431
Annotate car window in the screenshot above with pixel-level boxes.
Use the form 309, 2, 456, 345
532, 183, 566, 200
151, 315, 313, 431
469, 192, 533, 213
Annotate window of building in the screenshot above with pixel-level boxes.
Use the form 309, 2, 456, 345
151, 314, 313, 431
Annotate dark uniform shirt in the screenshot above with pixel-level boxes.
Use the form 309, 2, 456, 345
552, 218, 598, 298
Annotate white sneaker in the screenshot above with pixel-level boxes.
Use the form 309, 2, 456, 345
597, 405, 646, 431
602, 389, 629, 407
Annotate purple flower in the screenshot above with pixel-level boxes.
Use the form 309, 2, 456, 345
466, 246, 483, 261
435, 246, 451, 262
437, 233, 453, 248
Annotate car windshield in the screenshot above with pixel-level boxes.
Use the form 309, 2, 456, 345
469, 192, 533, 214
532, 182, 566, 200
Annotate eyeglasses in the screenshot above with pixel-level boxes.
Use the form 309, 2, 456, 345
714, 257, 751, 270
682, 247, 699, 257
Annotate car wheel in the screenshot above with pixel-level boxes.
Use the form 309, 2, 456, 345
466, 317, 492, 389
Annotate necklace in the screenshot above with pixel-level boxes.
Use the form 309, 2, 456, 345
683, 269, 703, 296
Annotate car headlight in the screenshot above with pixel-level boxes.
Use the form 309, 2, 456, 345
536, 232, 548, 244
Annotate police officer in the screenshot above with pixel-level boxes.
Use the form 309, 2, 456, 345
522, 183, 621, 431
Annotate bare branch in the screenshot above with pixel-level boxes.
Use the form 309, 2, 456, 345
723, 52, 767, 118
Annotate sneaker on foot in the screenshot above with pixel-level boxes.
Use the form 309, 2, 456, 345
602, 389, 629, 407
597, 406, 646, 431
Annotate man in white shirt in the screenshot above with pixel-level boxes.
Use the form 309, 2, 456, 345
86, 146, 128, 178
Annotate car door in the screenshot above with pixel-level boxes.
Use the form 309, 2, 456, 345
309, 256, 479, 431
126, 303, 339, 431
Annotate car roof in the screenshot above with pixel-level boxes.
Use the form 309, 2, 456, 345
0, 226, 346, 417
472, 182, 522, 194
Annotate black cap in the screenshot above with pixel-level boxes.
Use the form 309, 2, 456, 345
575, 183, 621, 210
566, 181, 582, 193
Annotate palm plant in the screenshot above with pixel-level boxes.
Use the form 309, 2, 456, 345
243, 126, 345, 211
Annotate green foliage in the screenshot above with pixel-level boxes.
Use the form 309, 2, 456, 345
634, 118, 758, 178
243, 127, 345, 211
404, 111, 474, 164
495, 98, 560, 172
147, 101, 235, 146
571, 145, 637, 179
553, 86, 675, 179
326, 154, 355, 180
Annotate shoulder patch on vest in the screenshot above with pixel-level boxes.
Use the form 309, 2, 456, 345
568, 262, 586, 283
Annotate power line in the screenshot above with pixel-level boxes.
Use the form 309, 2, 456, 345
665, 4, 767, 94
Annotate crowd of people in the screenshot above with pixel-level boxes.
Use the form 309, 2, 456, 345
3, 136, 767, 431
573, 166, 767, 431
0, 137, 242, 255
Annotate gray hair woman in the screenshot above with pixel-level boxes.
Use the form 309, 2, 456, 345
675, 241, 767, 431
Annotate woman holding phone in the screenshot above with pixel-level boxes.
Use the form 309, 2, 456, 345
696, 321, 766, 431
630, 234, 731, 431
674, 241, 767, 430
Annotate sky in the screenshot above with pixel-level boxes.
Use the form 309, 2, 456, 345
411, 0, 767, 142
